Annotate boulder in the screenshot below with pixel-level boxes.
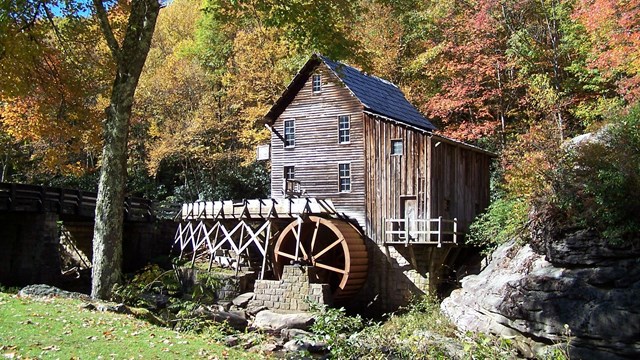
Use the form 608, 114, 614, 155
256, 342, 279, 353
282, 336, 326, 353
246, 303, 268, 316
283, 339, 307, 352
232, 292, 254, 307
224, 335, 239, 347
18, 284, 90, 301
252, 310, 315, 331
94, 302, 131, 314
442, 235, 640, 360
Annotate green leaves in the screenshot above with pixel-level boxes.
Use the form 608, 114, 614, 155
534, 104, 640, 242
468, 196, 529, 251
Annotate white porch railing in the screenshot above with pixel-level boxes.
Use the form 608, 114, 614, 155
383, 217, 461, 247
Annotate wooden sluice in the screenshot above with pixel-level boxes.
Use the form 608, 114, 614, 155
173, 198, 339, 280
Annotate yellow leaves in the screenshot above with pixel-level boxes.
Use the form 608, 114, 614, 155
1, 94, 102, 176
139, 13, 294, 176
0, 11, 109, 179
153, 0, 202, 56
351, 2, 403, 79
1, 345, 19, 359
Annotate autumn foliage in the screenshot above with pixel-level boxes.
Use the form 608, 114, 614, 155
1, 0, 639, 205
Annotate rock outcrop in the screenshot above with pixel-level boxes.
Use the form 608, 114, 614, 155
442, 230, 640, 359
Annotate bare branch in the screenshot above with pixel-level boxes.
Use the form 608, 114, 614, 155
92, 0, 121, 62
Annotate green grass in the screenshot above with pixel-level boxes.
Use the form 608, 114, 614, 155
0, 292, 258, 359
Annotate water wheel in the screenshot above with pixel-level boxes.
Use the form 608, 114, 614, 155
273, 216, 368, 301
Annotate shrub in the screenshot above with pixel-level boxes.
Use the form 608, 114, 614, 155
309, 303, 369, 359
548, 104, 640, 241
112, 264, 180, 307
468, 196, 529, 251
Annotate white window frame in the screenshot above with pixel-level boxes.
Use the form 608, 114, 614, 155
391, 139, 403, 156
338, 115, 350, 144
338, 162, 351, 193
312, 74, 322, 93
284, 120, 295, 148
284, 166, 295, 180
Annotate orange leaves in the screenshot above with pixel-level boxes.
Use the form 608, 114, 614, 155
0, 8, 110, 179
574, 0, 640, 102
1, 66, 103, 176
502, 122, 563, 200
402, 0, 511, 139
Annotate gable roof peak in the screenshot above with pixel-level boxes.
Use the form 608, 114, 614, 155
314, 54, 399, 89
265, 53, 436, 132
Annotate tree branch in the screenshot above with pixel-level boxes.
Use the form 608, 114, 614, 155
92, 0, 121, 62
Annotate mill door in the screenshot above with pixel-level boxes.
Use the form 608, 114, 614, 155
400, 195, 417, 240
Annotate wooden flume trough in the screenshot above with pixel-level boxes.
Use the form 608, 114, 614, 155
173, 198, 369, 301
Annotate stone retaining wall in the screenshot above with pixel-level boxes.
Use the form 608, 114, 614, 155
251, 265, 332, 311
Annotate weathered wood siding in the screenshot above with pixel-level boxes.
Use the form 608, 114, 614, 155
270, 64, 367, 228
363, 114, 431, 243
429, 135, 491, 233
363, 114, 492, 244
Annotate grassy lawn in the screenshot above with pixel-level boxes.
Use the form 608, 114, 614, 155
0, 292, 258, 359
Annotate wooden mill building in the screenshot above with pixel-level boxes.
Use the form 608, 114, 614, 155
265, 54, 492, 246
261, 54, 494, 309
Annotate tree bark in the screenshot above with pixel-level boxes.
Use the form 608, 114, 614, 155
91, 0, 160, 299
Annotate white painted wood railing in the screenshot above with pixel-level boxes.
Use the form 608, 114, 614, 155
383, 217, 461, 247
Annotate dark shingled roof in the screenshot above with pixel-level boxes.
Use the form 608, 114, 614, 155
319, 55, 436, 131
265, 54, 436, 131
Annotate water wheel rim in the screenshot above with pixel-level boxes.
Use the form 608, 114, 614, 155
273, 216, 355, 292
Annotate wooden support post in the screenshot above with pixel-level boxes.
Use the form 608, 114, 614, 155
77, 190, 83, 216
453, 218, 458, 244
235, 220, 245, 277
404, 217, 410, 247
437, 216, 442, 248
294, 216, 302, 261
408, 244, 418, 269
260, 220, 271, 280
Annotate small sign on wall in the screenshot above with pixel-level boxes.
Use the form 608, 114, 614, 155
257, 144, 270, 161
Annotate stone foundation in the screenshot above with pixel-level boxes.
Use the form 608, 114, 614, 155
345, 240, 478, 315
251, 266, 332, 311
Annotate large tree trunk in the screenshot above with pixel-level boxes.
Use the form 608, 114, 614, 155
91, 0, 160, 299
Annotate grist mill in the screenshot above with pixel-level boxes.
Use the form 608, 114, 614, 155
174, 54, 494, 313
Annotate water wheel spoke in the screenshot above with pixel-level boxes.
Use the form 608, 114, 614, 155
314, 261, 346, 275
275, 250, 297, 261
310, 218, 321, 253
312, 236, 345, 261
298, 243, 309, 261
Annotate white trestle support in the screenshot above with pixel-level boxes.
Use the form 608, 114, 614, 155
172, 198, 338, 280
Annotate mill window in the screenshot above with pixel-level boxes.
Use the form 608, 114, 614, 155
339, 163, 351, 192
391, 139, 403, 156
284, 166, 295, 180
338, 115, 350, 143
284, 120, 295, 147
312, 74, 322, 93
